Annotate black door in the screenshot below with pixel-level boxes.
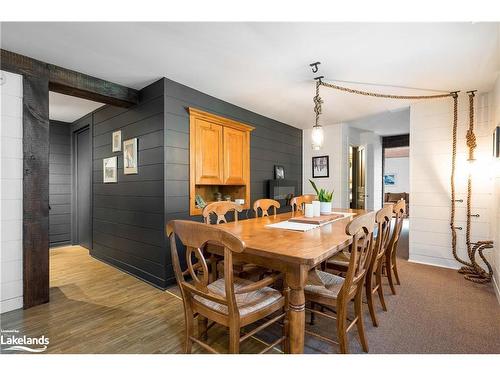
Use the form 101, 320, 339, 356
76, 127, 91, 249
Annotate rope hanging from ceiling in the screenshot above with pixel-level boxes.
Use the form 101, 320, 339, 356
319, 80, 454, 100
312, 65, 494, 284
456, 91, 494, 283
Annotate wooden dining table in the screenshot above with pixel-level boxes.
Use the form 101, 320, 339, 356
216, 208, 369, 354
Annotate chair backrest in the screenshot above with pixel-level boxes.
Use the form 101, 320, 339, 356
290, 194, 317, 213
202, 201, 243, 224
340, 211, 376, 299
387, 199, 405, 257
167, 220, 245, 317
253, 199, 280, 217
372, 205, 393, 267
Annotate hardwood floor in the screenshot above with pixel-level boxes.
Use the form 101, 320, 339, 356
0, 246, 276, 354
2, 244, 499, 354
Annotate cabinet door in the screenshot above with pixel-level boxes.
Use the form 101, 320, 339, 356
195, 119, 223, 184
223, 127, 248, 185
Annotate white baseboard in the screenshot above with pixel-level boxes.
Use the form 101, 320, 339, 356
0, 296, 23, 313
408, 254, 461, 270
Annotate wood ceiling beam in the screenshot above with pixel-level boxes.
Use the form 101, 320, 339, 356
1, 49, 139, 108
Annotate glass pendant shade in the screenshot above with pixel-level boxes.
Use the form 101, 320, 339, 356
311, 125, 324, 150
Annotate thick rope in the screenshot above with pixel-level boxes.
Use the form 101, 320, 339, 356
319, 81, 453, 100
313, 80, 323, 127
458, 92, 494, 283
449, 93, 471, 267
317, 79, 494, 283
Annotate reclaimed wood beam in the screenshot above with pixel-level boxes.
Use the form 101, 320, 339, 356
1, 49, 139, 107
48, 64, 138, 107
0, 49, 140, 309
1, 49, 51, 308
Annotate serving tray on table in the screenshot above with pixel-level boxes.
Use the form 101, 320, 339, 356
288, 212, 346, 225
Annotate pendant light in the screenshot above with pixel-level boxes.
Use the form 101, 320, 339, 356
312, 80, 324, 150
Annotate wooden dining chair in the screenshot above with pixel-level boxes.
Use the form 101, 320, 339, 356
325, 205, 393, 327
385, 199, 405, 295
304, 212, 375, 353
202, 201, 267, 280
167, 220, 288, 354
253, 199, 280, 217
202, 201, 243, 224
290, 194, 317, 213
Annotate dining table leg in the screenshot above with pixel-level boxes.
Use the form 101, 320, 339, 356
286, 266, 308, 354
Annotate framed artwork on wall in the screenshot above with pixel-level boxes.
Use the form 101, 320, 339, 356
112, 130, 122, 152
274, 165, 285, 179
312, 155, 329, 178
384, 173, 397, 186
103, 156, 117, 183
123, 138, 138, 174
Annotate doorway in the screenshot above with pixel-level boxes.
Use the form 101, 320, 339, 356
382, 134, 410, 260
74, 126, 92, 249
349, 145, 366, 209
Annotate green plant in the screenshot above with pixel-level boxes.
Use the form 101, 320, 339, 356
309, 179, 333, 202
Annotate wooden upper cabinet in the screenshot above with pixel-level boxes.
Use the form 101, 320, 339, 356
194, 119, 224, 184
189, 108, 254, 215
223, 127, 248, 185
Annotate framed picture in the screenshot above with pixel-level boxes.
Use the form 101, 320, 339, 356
112, 130, 122, 152
312, 156, 329, 178
274, 165, 285, 180
384, 174, 397, 186
123, 138, 138, 174
103, 156, 117, 183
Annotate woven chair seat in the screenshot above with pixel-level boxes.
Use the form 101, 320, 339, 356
193, 277, 283, 317
305, 270, 345, 299
326, 250, 351, 268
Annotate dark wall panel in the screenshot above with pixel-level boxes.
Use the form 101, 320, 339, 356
49, 120, 72, 246
163, 78, 303, 281
88, 78, 167, 288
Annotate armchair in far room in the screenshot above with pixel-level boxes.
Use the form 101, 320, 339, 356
384, 192, 409, 217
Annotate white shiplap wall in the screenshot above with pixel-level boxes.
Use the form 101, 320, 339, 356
0, 70, 23, 313
409, 93, 494, 269
490, 76, 500, 302
303, 123, 347, 208
303, 123, 384, 210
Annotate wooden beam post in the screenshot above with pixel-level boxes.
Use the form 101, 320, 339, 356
1, 49, 51, 308
48, 65, 139, 107
1, 49, 141, 309
1, 49, 139, 108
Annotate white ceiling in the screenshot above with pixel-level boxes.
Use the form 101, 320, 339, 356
2, 22, 499, 128
49, 92, 104, 122
348, 107, 410, 136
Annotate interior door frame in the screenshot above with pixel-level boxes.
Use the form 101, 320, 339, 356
381, 134, 410, 206
71, 115, 93, 247
358, 146, 366, 209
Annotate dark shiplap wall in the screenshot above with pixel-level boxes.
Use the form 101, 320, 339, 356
78, 77, 302, 289
164, 78, 303, 281
90, 78, 167, 287
49, 120, 72, 246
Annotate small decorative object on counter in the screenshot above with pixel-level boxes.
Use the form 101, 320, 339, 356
309, 179, 333, 214
304, 203, 314, 218
235, 198, 245, 205
312, 200, 321, 217
223, 195, 231, 201
214, 192, 222, 201
195, 194, 207, 209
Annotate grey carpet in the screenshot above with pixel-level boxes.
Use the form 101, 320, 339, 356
253, 229, 500, 353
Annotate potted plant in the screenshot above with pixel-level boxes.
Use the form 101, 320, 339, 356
309, 179, 333, 214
